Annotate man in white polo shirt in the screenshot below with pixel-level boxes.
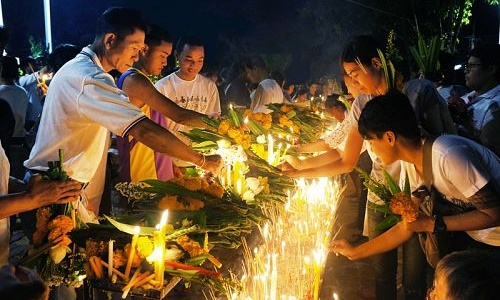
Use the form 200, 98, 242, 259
24, 7, 221, 219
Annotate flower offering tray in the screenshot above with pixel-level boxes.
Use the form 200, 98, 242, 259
84, 277, 181, 300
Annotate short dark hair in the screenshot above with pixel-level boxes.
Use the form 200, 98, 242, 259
358, 91, 420, 144
175, 35, 204, 54
145, 24, 172, 48
469, 44, 500, 80
47, 44, 79, 73
95, 7, 148, 42
325, 98, 346, 111
436, 250, 500, 300
241, 55, 266, 71
1, 56, 19, 81
340, 35, 383, 66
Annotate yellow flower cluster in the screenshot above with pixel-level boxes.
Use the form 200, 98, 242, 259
277, 114, 300, 133
158, 195, 205, 211
169, 176, 224, 199
280, 105, 293, 113
244, 109, 272, 129
136, 236, 153, 258
390, 192, 419, 222
217, 120, 252, 149
47, 215, 74, 247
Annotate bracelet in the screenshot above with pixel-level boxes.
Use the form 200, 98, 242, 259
199, 155, 206, 168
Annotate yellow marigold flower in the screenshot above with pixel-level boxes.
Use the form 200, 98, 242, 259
262, 121, 272, 130
200, 177, 209, 189
292, 125, 300, 133
279, 115, 289, 126
136, 236, 153, 258
158, 195, 181, 210
240, 134, 251, 149
184, 197, 205, 210
48, 215, 74, 235
202, 183, 225, 199
252, 113, 264, 121
280, 105, 293, 113
169, 177, 185, 186
58, 235, 72, 247
243, 109, 253, 118
218, 120, 230, 134
227, 128, 242, 139
262, 114, 272, 123
184, 177, 202, 191
390, 192, 419, 222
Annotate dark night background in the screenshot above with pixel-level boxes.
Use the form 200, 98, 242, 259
2, 0, 499, 83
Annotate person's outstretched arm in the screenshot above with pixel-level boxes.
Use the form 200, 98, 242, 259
284, 125, 364, 178
330, 222, 413, 260
127, 118, 222, 173
124, 73, 207, 128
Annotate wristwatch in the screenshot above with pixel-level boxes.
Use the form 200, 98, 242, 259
433, 215, 447, 233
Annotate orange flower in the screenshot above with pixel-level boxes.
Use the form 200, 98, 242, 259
227, 128, 242, 139
280, 105, 293, 113
202, 183, 225, 199
390, 192, 418, 222
217, 120, 230, 135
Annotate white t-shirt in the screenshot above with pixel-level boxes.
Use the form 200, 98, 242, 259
250, 78, 284, 113
24, 47, 146, 183
155, 72, 220, 134
0, 85, 29, 137
402, 135, 500, 246
347, 94, 401, 204
0, 141, 10, 266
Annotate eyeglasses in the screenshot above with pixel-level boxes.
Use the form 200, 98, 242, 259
464, 63, 482, 70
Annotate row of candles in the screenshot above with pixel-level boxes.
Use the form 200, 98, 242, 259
107, 210, 170, 290
222, 178, 340, 300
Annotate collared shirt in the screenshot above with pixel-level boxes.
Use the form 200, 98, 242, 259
24, 46, 146, 183
465, 85, 500, 156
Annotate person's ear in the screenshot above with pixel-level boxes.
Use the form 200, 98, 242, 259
486, 64, 498, 78
385, 131, 396, 146
103, 33, 116, 50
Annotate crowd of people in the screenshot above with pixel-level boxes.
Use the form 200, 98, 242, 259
0, 5, 499, 300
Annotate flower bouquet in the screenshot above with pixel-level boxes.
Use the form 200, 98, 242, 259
20, 150, 86, 288
114, 173, 266, 249
69, 214, 232, 298
357, 168, 418, 231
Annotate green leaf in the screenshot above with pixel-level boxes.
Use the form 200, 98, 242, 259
383, 169, 401, 194
104, 215, 156, 236
403, 172, 411, 196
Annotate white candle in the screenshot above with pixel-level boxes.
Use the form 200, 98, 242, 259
267, 134, 274, 165
108, 239, 114, 278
